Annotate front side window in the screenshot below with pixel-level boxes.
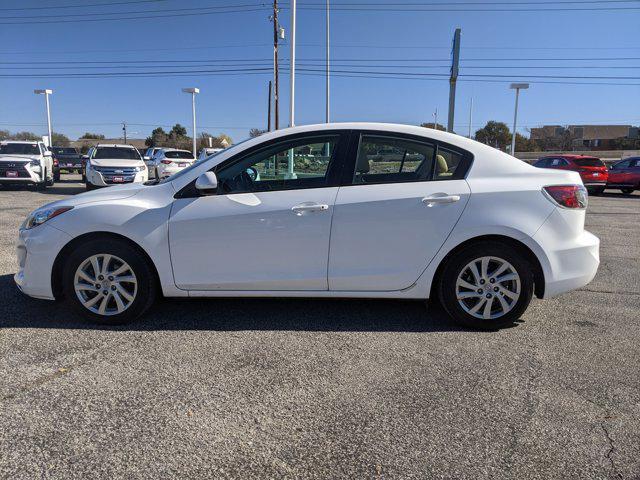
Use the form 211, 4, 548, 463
353, 135, 435, 184
216, 136, 339, 194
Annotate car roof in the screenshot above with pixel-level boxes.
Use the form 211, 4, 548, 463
161, 148, 191, 152
1, 140, 40, 144
96, 144, 136, 149
539, 154, 600, 160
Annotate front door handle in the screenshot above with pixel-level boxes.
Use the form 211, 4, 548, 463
291, 203, 329, 215
421, 194, 461, 207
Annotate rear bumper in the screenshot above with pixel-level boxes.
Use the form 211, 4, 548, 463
530, 208, 600, 299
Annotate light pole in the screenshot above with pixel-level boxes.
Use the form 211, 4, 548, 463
509, 83, 529, 156
326, 0, 330, 124
182, 87, 200, 157
34, 89, 53, 147
289, 0, 296, 128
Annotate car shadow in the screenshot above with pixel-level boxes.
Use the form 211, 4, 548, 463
599, 190, 638, 199
0, 179, 86, 196
0, 274, 478, 333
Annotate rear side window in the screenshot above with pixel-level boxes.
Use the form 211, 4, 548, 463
353, 135, 435, 185
574, 157, 604, 167
435, 148, 463, 180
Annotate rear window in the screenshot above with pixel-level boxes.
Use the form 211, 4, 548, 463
165, 151, 193, 159
53, 147, 77, 155
93, 147, 141, 160
574, 157, 604, 167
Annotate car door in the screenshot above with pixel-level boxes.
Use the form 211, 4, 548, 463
168, 132, 349, 291
328, 132, 472, 291
608, 159, 630, 185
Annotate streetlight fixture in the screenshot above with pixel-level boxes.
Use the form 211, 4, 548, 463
182, 87, 200, 157
34, 89, 53, 147
509, 83, 529, 156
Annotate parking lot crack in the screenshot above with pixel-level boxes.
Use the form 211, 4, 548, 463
601, 422, 623, 479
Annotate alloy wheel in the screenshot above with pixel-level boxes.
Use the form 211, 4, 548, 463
455, 256, 521, 320
74, 254, 138, 316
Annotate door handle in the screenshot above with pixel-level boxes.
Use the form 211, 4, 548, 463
421, 194, 461, 206
291, 203, 329, 215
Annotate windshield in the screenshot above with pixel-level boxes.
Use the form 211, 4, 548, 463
0, 143, 39, 155
93, 147, 141, 160
574, 158, 604, 167
165, 151, 194, 159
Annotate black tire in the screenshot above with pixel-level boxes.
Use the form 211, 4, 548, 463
621, 188, 634, 195
35, 168, 48, 190
85, 182, 96, 191
438, 241, 534, 330
54, 171, 61, 182
62, 238, 157, 325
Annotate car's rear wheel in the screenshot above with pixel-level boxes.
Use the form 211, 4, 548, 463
589, 187, 605, 195
438, 241, 534, 330
621, 188, 634, 195
62, 238, 157, 324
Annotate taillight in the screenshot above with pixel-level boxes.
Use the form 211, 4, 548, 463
543, 185, 588, 209
161, 160, 172, 165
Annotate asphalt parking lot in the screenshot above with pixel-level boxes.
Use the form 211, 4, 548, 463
1, 175, 639, 480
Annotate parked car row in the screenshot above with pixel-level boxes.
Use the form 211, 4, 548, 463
533, 154, 640, 195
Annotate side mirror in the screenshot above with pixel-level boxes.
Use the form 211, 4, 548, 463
195, 171, 218, 195
144, 156, 151, 161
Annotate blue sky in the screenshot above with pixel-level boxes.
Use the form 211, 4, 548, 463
0, 0, 638, 142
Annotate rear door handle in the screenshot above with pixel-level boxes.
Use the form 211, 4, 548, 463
421, 194, 461, 206
291, 203, 329, 215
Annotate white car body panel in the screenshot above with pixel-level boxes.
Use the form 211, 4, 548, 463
169, 187, 339, 291
329, 180, 471, 291
14, 122, 600, 308
0, 140, 53, 185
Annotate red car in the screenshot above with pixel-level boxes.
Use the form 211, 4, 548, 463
533, 155, 608, 195
606, 156, 640, 195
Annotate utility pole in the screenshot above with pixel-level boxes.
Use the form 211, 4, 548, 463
267, 81, 272, 132
272, 0, 280, 130
289, 0, 296, 127
447, 28, 461, 133
122, 122, 127, 143
468, 97, 473, 138
34, 89, 53, 147
325, 0, 330, 123
433, 108, 438, 130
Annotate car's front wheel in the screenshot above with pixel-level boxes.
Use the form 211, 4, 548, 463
62, 238, 157, 324
621, 188, 634, 195
438, 241, 534, 330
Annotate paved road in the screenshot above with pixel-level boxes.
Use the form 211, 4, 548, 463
1, 177, 639, 479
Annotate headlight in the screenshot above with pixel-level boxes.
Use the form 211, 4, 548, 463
134, 165, 145, 172
29, 159, 41, 167
22, 206, 74, 230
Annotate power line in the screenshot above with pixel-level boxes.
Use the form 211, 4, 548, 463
0, 0, 169, 11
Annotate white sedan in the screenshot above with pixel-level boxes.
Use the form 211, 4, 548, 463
15, 123, 599, 329
151, 148, 195, 179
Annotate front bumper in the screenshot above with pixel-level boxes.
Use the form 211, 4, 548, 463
531, 208, 600, 299
15, 224, 72, 300
86, 169, 148, 187
0, 163, 42, 184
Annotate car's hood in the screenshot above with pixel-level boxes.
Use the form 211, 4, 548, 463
90, 158, 145, 168
42, 183, 146, 210
0, 154, 38, 162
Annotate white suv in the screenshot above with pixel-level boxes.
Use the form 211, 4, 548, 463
152, 148, 195, 179
85, 144, 148, 190
0, 140, 54, 190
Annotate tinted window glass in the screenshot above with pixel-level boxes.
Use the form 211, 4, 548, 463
574, 157, 604, 167
632, 159, 640, 168
165, 151, 194, 159
534, 159, 549, 167
53, 147, 78, 155
217, 136, 339, 194
435, 148, 463, 180
0, 143, 39, 155
612, 160, 630, 169
353, 135, 435, 184
93, 147, 141, 160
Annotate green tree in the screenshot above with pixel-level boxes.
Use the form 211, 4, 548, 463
197, 132, 233, 150
170, 124, 188, 137
249, 128, 267, 138
0, 130, 9, 141
12, 131, 40, 141
145, 127, 168, 147
80, 132, 105, 140
475, 121, 511, 151
420, 122, 447, 131
51, 132, 71, 147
